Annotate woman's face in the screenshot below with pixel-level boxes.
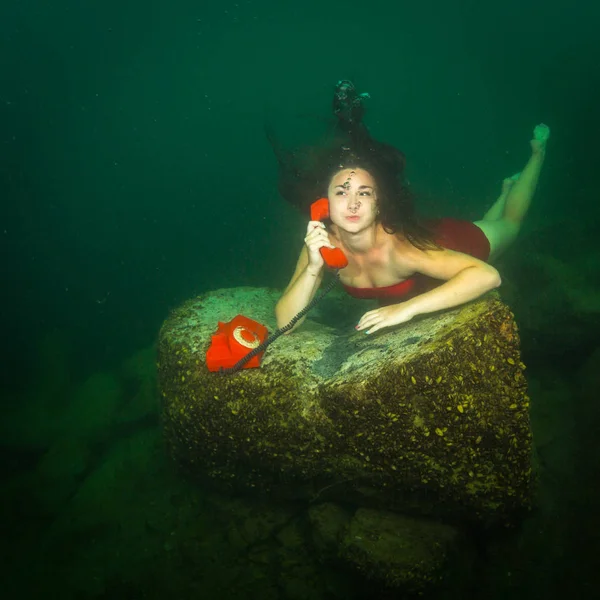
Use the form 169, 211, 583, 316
327, 168, 378, 231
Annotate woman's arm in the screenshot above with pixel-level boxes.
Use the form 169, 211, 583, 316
275, 246, 324, 330
404, 260, 501, 318
276, 219, 337, 331
356, 249, 501, 334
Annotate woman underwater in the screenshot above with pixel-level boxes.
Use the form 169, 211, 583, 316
271, 81, 549, 335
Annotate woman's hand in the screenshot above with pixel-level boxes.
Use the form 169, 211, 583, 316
356, 302, 417, 335
304, 221, 336, 273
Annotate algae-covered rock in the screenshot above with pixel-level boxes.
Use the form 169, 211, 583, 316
339, 508, 463, 592
308, 502, 469, 592
308, 502, 352, 560
158, 286, 533, 524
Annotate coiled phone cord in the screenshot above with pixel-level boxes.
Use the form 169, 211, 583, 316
219, 271, 340, 375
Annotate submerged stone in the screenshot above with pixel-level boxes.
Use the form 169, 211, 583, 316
158, 286, 533, 525
339, 507, 465, 592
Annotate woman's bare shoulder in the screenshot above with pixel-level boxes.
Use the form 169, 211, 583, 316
388, 234, 422, 276
390, 233, 422, 260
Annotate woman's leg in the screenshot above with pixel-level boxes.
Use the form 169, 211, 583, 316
481, 172, 521, 221
474, 124, 550, 262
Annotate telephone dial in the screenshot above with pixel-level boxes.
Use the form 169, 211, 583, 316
206, 314, 268, 372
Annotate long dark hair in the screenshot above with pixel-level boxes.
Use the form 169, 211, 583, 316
267, 92, 439, 251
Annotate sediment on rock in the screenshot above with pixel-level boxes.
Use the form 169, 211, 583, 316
159, 287, 533, 525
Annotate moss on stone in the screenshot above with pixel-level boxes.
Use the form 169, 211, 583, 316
339, 508, 463, 592
158, 287, 534, 524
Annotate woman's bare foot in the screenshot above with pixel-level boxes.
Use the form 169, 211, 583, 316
502, 125, 548, 194
501, 172, 522, 196
482, 173, 521, 222
479, 124, 548, 227
531, 123, 550, 155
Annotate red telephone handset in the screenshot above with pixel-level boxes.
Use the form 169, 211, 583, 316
310, 198, 349, 269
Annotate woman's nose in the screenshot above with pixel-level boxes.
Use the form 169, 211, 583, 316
348, 196, 361, 211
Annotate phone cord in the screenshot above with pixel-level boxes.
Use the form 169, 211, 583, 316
219, 271, 340, 375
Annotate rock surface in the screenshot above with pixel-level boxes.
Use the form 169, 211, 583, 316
158, 286, 533, 524
308, 502, 472, 593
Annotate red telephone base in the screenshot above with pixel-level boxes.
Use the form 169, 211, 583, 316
206, 315, 268, 372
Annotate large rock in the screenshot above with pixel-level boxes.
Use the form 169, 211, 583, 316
339, 508, 463, 592
158, 287, 533, 525
308, 502, 472, 593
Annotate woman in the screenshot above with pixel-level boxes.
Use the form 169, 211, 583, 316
272, 81, 549, 335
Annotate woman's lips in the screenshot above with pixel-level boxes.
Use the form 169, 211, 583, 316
346, 216, 360, 222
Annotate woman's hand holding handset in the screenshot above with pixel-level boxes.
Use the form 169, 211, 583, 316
304, 221, 336, 274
